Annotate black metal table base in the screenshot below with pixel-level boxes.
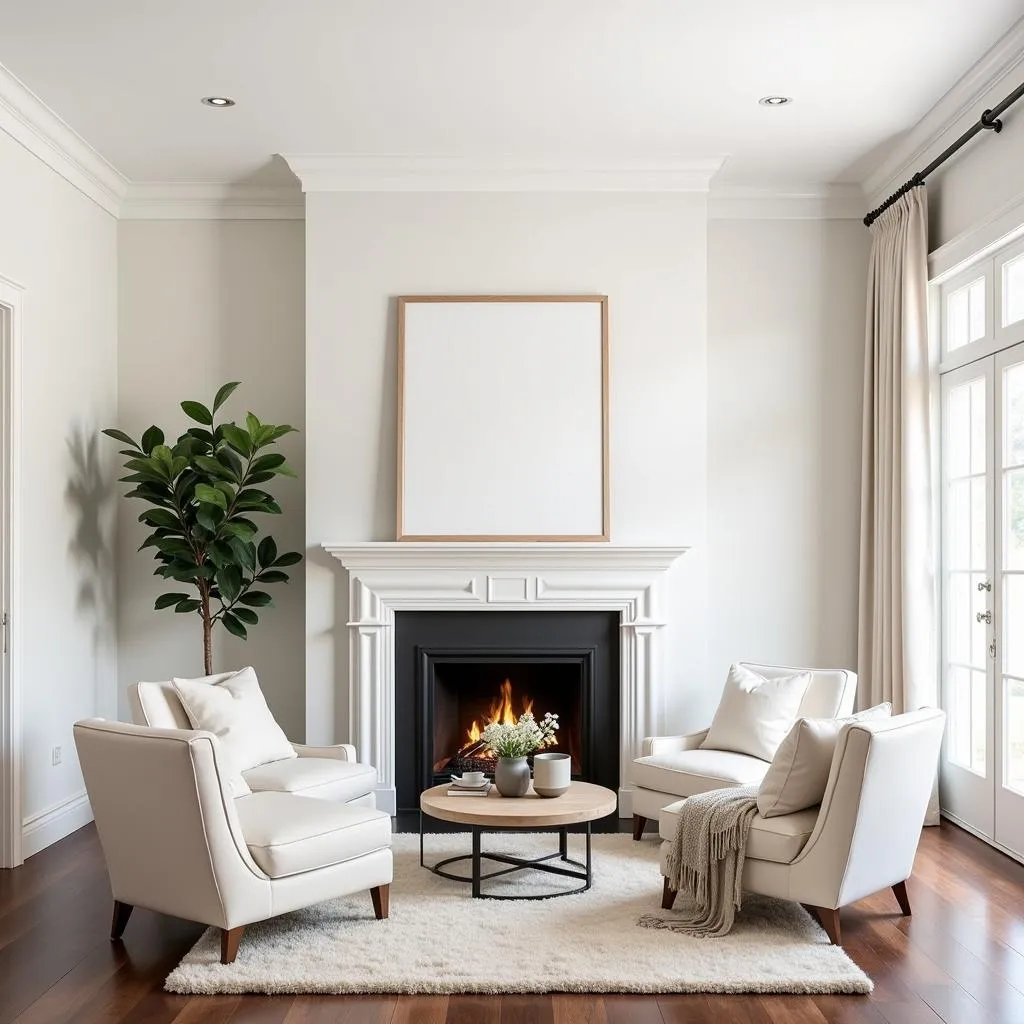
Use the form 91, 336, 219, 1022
419, 813, 593, 899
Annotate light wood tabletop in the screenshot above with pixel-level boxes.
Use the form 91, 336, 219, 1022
419, 781, 617, 828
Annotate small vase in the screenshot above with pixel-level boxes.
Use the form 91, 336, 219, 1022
494, 756, 531, 797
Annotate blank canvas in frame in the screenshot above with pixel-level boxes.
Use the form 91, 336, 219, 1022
397, 296, 609, 541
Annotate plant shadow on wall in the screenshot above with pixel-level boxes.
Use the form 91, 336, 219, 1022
65, 426, 116, 715
104, 382, 303, 675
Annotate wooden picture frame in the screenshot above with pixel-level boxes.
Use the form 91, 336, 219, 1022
397, 295, 609, 541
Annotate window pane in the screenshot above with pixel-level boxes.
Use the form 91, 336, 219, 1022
947, 278, 986, 351
948, 479, 971, 567
1005, 469, 1024, 571
948, 572, 971, 664
1006, 679, 1024, 796
972, 670, 987, 774
972, 477, 987, 569
950, 665, 972, 769
1003, 254, 1024, 327
1005, 362, 1024, 468
971, 378, 987, 474
1005, 575, 1024, 678
948, 383, 971, 477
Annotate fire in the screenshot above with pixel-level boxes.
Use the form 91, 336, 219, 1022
464, 678, 533, 750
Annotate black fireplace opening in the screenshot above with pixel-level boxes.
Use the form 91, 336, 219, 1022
394, 610, 619, 811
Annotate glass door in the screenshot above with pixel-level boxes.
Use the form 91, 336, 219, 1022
940, 359, 995, 838
994, 343, 1024, 857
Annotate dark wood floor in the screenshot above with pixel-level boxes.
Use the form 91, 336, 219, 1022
2, 821, 1023, 1023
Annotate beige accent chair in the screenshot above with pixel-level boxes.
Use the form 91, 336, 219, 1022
74, 719, 393, 964
631, 662, 857, 839
129, 677, 378, 805
658, 708, 945, 944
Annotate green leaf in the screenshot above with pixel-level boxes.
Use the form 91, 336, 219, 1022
273, 551, 303, 567
273, 462, 298, 479
103, 428, 139, 448
213, 381, 241, 413
232, 607, 259, 625
187, 427, 216, 446
138, 508, 181, 531
221, 520, 257, 541
257, 536, 277, 568
196, 506, 223, 532
218, 449, 244, 479
194, 483, 228, 510
207, 541, 234, 569
221, 613, 248, 640
155, 537, 194, 559
195, 455, 236, 481
227, 536, 256, 573
239, 590, 273, 607
268, 424, 296, 441
217, 565, 243, 603
245, 412, 262, 439
155, 592, 189, 609
181, 400, 213, 425
174, 599, 203, 613
258, 570, 289, 584
250, 454, 285, 474
246, 471, 276, 484
140, 425, 164, 455
221, 423, 252, 457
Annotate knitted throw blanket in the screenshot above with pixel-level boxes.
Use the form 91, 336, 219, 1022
639, 784, 759, 938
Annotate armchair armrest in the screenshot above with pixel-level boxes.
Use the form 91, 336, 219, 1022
291, 742, 358, 763
641, 728, 709, 757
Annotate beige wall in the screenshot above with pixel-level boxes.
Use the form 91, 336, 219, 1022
0, 128, 118, 841
707, 217, 870, 683
116, 220, 306, 740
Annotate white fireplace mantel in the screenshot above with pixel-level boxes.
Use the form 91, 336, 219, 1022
323, 542, 687, 815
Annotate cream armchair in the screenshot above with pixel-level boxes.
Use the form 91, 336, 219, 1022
631, 662, 857, 838
129, 677, 378, 805
658, 708, 945, 944
74, 719, 393, 964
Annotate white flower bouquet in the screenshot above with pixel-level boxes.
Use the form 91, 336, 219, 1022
482, 711, 559, 759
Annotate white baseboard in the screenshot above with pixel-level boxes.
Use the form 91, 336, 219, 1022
22, 790, 93, 858
940, 809, 1024, 867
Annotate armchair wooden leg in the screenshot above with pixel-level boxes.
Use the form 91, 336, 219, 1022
110, 900, 133, 941
808, 906, 842, 945
661, 878, 678, 910
892, 880, 912, 916
370, 884, 390, 920
632, 814, 647, 841
220, 926, 245, 964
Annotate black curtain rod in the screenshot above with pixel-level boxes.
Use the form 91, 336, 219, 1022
863, 79, 1024, 227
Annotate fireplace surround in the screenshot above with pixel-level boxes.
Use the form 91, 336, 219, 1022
324, 543, 687, 814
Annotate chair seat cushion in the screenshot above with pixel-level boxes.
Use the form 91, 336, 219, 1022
235, 792, 391, 878
242, 757, 377, 802
632, 748, 771, 798
658, 798, 818, 864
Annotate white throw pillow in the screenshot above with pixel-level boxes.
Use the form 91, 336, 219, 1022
172, 666, 295, 798
700, 664, 812, 762
756, 702, 892, 818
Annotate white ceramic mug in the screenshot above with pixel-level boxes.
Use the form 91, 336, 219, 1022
533, 752, 571, 797
458, 770, 485, 786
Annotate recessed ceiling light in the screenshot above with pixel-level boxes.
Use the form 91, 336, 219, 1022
201, 96, 235, 107
759, 96, 792, 107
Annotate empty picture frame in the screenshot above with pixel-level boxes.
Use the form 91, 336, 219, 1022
397, 295, 609, 541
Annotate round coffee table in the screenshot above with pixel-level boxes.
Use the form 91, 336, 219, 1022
419, 781, 617, 899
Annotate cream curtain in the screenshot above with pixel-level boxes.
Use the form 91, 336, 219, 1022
857, 188, 939, 822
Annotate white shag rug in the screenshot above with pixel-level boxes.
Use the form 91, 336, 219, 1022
165, 832, 872, 995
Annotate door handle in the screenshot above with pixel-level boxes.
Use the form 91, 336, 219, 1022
978, 579, 993, 592
977, 610, 993, 624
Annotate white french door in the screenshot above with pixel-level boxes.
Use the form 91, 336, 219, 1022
940, 340, 1024, 859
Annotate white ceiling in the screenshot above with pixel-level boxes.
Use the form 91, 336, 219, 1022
0, 0, 1020, 186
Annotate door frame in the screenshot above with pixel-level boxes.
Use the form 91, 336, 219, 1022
0, 275, 23, 868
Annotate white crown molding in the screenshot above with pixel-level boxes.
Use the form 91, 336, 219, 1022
0, 61, 127, 217
863, 17, 1024, 205
708, 183, 866, 220
282, 154, 726, 192
120, 182, 305, 220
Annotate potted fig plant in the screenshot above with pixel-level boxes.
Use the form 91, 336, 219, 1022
104, 381, 302, 674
